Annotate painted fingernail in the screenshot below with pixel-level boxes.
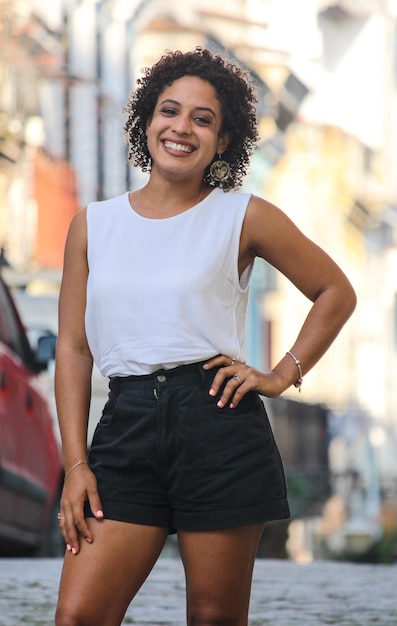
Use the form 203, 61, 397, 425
67, 544, 72, 551
72, 547, 77, 555
209, 388, 215, 396
217, 400, 224, 407
203, 363, 209, 369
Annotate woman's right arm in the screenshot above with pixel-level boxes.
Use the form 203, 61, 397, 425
55, 208, 103, 555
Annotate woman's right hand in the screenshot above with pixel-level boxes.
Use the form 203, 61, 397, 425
58, 463, 104, 555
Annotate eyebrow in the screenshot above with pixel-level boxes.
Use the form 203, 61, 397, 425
159, 99, 217, 118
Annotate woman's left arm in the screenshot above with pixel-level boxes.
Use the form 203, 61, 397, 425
205, 195, 357, 406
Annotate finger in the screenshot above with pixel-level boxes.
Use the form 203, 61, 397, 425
203, 354, 235, 370
68, 501, 98, 554
57, 503, 72, 547
62, 508, 81, 555
68, 490, 103, 550
60, 495, 92, 554
88, 489, 104, 523
57, 512, 68, 548
228, 382, 247, 408
208, 365, 232, 397
74, 513, 94, 549
215, 376, 243, 408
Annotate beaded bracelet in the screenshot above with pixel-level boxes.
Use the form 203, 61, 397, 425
286, 351, 303, 392
64, 459, 88, 480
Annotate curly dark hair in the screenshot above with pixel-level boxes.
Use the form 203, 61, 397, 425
124, 47, 259, 190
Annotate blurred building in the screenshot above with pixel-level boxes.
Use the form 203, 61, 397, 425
0, 0, 79, 270
1, 0, 397, 558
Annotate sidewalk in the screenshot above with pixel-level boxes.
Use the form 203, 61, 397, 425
0, 557, 395, 625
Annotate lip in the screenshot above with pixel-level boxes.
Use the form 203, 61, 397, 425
162, 139, 196, 155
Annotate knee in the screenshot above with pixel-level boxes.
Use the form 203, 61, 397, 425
187, 607, 246, 626
55, 604, 87, 626
55, 608, 75, 626
188, 619, 243, 626
187, 616, 243, 626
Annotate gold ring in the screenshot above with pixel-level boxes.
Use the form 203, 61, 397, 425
233, 374, 241, 384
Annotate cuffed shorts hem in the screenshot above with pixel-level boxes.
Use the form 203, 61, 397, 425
84, 498, 290, 533
174, 499, 291, 531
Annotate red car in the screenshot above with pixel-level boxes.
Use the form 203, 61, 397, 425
0, 274, 63, 555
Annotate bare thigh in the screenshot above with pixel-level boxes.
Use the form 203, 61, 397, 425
178, 523, 265, 626
56, 519, 169, 626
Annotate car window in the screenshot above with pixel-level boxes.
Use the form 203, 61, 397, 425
0, 278, 35, 368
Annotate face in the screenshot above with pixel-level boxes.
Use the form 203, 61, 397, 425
145, 76, 230, 180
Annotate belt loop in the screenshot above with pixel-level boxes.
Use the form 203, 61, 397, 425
197, 360, 207, 384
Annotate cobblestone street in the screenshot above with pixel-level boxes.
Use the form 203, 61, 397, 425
0, 556, 396, 625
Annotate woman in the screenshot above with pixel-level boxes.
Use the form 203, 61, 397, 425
55, 48, 356, 626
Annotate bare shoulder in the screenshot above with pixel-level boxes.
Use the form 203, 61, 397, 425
68, 206, 87, 234
245, 194, 297, 229
60, 209, 89, 301
65, 207, 88, 253
59, 208, 89, 280
242, 194, 307, 260
242, 194, 355, 303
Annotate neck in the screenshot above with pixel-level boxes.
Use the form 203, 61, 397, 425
138, 179, 208, 218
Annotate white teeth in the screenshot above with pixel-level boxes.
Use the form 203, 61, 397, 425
164, 141, 192, 153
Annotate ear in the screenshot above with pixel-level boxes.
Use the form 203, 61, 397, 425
217, 131, 231, 155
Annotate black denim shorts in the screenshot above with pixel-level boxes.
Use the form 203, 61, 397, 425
85, 360, 290, 531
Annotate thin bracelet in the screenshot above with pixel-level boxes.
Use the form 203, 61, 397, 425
64, 459, 88, 480
286, 351, 303, 392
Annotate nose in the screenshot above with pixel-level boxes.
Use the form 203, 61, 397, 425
171, 113, 191, 135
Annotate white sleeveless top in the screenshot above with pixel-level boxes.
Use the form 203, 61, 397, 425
85, 188, 253, 376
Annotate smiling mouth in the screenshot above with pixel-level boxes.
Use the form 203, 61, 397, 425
163, 140, 194, 153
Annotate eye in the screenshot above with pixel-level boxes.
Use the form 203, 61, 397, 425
160, 107, 177, 116
194, 116, 211, 125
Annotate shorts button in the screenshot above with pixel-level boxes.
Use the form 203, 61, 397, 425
156, 374, 166, 382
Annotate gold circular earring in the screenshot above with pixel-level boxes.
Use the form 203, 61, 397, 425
209, 155, 231, 182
